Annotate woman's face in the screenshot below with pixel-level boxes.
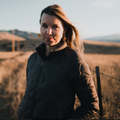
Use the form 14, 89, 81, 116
40, 13, 64, 47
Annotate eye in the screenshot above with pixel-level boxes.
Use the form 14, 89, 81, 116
52, 25, 58, 29
42, 24, 48, 28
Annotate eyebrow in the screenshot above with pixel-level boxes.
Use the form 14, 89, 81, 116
41, 22, 59, 26
52, 24, 58, 26
41, 23, 47, 25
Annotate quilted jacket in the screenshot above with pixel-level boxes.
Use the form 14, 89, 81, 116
18, 41, 99, 119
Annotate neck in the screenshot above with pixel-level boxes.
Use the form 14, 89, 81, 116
45, 45, 52, 56
45, 41, 63, 56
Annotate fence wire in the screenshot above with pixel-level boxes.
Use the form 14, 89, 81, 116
90, 69, 120, 81
90, 67, 120, 119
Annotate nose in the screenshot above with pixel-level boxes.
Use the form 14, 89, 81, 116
47, 27, 52, 35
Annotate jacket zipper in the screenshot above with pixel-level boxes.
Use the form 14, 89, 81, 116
32, 59, 45, 118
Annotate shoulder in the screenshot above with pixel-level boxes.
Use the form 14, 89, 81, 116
65, 47, 89, 71
27, 52, 39, 69
28, 52, 38, 62
28, 52, 38, 60
64, 47, 86, 63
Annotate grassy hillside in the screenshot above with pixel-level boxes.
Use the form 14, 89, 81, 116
83, 40, 120, 54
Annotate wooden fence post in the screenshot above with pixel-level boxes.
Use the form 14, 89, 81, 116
12, 30, 15, 52
96, 66, 103, 119
17, 30, 20, 51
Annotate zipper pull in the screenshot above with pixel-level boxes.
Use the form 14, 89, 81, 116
42, 61, 44, 66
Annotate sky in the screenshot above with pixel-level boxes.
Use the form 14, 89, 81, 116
0, 0, 120, 38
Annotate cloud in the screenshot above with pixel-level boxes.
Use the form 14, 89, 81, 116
93, 0, 115, 8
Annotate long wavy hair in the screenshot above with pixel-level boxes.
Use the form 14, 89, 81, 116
39, 4, 84, 53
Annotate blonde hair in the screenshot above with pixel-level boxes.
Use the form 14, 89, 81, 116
39, 4, 84, 53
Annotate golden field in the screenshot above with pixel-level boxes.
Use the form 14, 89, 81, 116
0, 40, 120, 119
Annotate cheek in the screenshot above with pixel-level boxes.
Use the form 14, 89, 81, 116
58, 30, 64, 39
60, 31, 63, 37
40, 27, 42, 34
40, 27, 45, 37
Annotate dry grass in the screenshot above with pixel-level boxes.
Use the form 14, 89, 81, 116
0, 51, 33, 119
0, 40, 120, 119
83, 54, 120, 119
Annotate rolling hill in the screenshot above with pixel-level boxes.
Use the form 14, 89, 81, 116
0, 29, 39, 40
84, 34, 120, 43
0, 31, 25, 41
1, 29, 120, 43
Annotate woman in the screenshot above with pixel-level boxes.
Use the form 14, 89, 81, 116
18, 4, 99, 119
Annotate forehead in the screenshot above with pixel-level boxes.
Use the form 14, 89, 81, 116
41, 13, 63, 25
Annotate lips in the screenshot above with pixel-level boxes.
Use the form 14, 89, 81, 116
46, 37, 53, 41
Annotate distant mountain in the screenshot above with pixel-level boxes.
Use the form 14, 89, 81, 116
0, 29, 39, 40
84, 34, 120, 43
0, 31, 25, 41
1, 29, 120, 43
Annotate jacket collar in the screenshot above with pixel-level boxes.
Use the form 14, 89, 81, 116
36, 41, 67, 59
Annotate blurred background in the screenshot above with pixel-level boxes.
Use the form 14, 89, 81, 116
0, 0, 120, 39
0, 0, 120, 119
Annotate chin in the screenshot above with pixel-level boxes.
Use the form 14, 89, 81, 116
45, 43, 54, 46
45, 41, 55, 46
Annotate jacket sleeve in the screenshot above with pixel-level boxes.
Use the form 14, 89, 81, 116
67, 59, 99, 119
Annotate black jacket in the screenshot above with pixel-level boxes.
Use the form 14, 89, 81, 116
18, 41, 99, 119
